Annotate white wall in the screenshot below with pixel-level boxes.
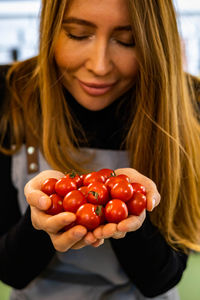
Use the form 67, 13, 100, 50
0, 0, 199, 76
0, 0, 40, 63
175, 0, 200, 12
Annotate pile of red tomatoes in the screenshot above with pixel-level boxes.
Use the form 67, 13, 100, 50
41, 168, 147, 231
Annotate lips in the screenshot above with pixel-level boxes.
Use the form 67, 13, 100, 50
78, 80, 116, 96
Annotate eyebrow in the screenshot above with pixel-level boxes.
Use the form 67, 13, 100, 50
63, 17, 132, 31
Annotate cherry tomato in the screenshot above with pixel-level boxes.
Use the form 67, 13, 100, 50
46, 194, 64, 215
116, 174, 130, 182
127, 192, 147, 216
83, 172, 105, 186
80, 173, 87, 182
110, 181, 133, 202
87, 182, 109, 205
55, 177, 77, 197
78, 185, 89, 197
96, 168, 115, 180
105, 199, 128, 223
41, 178, 58, 196
64, 171, 83, 188
76, 203, 104, 231
105, 175, 129, 191
131, 182, 146, 195
63, 190, 87, 213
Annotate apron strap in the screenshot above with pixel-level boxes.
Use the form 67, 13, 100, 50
25, 124, 39, 174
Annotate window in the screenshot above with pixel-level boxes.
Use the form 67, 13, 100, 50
175, 0, 200, 75
0, 0, 40, 64
0, 0, 199, 76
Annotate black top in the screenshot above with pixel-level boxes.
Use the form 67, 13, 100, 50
0, 65, 190, 297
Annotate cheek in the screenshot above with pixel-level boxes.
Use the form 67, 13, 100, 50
118, 53, 139, 79
54, 33, 80, 70
54, 46, 72, 69
55, 47, 88, 74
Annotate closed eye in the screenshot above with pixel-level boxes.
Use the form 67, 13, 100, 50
66, 33, 135, 48
115, 40, 135, 48
66, 33, 91, 41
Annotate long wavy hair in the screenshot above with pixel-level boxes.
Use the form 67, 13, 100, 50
1, 0, 200, 253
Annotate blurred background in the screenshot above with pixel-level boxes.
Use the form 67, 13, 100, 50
0, 0, 40, 64
0, 0, 200, 300
0, 0, 200, 76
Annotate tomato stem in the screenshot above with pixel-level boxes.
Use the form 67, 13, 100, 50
69, 170, 77, 178
110, 171, 116, 177
95, 205, 103, 216
88, 191, 99, 199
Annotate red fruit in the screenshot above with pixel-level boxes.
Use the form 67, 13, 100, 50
131, 182, 146, 195
87, 182, 109, 205
110, 181, 133, 202
105, 199, 128, 223
105, 175, 129, 191
41, 178, 58, 196
46, 194, 64, 215
80, 173, 87, 182
64, 171, 83, 188
76, 203, 104, 231
78, 185, 89, 197
96, 168, 115, 180
55, 177, 77, 197
83, 172, 105, 186
127, 192, 147, 216
63, 190, 87, 213
116, 174, 130, 182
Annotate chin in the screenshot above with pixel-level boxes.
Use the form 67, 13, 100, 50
81, 100, 113, 111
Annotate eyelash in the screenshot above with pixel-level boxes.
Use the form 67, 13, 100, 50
66, 33, 135, 48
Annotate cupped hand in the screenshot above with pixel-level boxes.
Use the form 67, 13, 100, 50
93, 167, 160, 240
24, 170, 104, 252
115, 168, 161, 211
93, 211, 146, 240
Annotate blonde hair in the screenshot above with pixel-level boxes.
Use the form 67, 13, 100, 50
1, 0, 200, 253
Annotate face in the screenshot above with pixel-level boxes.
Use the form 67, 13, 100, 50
54, 0, 139, 111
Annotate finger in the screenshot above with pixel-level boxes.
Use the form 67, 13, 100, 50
115, 168, 160, 211
27, 190, 52, 211
91, 239, 104, 248
93, 225, 104, 239
71, 232, 98, 249
24, 170, 64, 210
100, 223, 118, 239
117, 210, 146, 232
112, 231, 126, 239
146, 189, 161, 212
50, 225, 87, 252
31, 208, 76, 233
93, 224, 126, 240
25, 170, 64, 191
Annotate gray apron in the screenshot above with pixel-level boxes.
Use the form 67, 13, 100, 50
10, 146, 180, 300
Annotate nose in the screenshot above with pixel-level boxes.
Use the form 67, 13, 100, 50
85, 38, 113, 76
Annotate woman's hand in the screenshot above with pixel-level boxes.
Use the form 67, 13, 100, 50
24, 167, 160, 248
93, 167, 160, 240
24, 170, 104, 252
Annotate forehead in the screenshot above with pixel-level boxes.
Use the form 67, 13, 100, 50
64, 0, 130, 24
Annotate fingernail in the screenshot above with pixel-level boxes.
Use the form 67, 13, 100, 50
99, 239, 104, 246
86, 238, 97, 245
39, 196, 48, 209
151, 198, 156, 211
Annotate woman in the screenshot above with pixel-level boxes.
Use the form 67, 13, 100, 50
0, 0, 200, 299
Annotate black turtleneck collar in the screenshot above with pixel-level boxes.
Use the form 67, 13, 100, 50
63, 87, 136, 150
